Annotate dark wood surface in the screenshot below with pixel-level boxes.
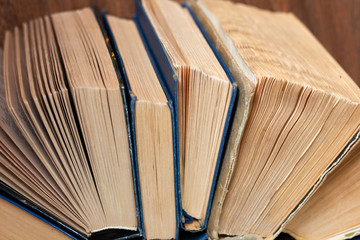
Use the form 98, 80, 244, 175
0, 0, 359, 86
0, 0, 135, 46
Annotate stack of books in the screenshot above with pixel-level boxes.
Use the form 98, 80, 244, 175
1, 0, 359, 239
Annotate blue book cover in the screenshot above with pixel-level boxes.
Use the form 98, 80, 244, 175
103, 12, 181, 240
135, 0, 237, 235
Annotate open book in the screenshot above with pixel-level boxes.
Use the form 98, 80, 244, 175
189, 0, 360, 239
0, 7, 139, 239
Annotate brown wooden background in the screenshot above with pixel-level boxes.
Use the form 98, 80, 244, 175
0, 0, 359, 86
234, 0, 360, 87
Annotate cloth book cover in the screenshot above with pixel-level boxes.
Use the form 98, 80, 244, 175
135, 0, 237, 235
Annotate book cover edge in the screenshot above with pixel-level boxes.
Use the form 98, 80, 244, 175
103, 11, 180, 240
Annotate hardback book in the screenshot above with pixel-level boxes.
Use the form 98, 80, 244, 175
103, 13, 179, 240
188, 0, 360, 239
136, 0, 237, 233
0, 0, 238, 238
2, 1, 360, 240
0, 48, 69, 240
0, 7, 141, 239
284, 137, 360, 240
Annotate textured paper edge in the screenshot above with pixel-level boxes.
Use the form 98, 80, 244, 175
186, 2, 360, 239
327, 226, 360, 240
186, 1, 257, 239
281, 130, 360, 239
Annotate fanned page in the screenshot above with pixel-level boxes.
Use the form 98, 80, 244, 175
107, 16, 177, 239
284, 139, 360, 240
0, 6, 138, 237
142, 0, 233, 230
51, 8, 137, 231
191, 0, 360, 239
2, 29, 89, 233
